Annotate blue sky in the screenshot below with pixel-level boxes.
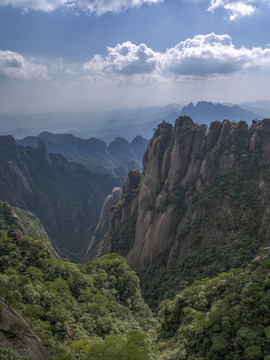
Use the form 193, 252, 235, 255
0, 0, 270, 113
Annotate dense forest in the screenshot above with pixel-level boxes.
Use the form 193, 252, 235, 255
0, 201, 270, 359
0, 202, 156, 359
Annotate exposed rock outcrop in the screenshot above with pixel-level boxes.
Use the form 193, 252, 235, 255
84, 187, 122, 260
102, 117, 270, 269
0, 299, 51, 360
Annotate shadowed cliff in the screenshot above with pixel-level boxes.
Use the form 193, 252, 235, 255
0, 136, 119, 261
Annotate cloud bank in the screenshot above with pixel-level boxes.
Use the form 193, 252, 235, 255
83, 33, 270, 79
0, 0, 68, 12
75, 0, 163, 15
1, 0, 269, 17
0, 50, 49, 79
0, 0, 163, 14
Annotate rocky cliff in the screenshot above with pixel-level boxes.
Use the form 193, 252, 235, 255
83, 186, 122, 261
102, 117, 270, 272
0, 299, 51, 360
0, 136, 119, 261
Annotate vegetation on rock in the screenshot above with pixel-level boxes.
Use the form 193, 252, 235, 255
103, 118, 270, 308
0, 209, 156, 359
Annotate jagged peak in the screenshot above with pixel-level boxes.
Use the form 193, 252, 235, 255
38, 140, 52, 167
175, 115, 195, 129
156, 121, 172, 135
104, 114, 270, 271
183, 102, 195, 110
261, 118, 270, 125
0, 135, 18, 146
38, 139, 47, 153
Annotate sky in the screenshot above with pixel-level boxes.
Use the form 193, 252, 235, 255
0, 0, 270, 113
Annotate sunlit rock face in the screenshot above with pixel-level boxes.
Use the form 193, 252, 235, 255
104, 117, 270, 269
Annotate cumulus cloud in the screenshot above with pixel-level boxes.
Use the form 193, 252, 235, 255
162, 33, 247, 76
0, 0, 163, 14
83, 33, 270, 79
208, 0, 261, 20
84, 41, 158, 75
0, 50, 49, 79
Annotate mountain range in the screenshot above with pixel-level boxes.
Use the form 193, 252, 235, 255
180, 101, 263, 124
234, 100, 270, 117
0, 101, 265, 142
18, 132, 148, 179
0, 104, 183, 142
0, 136, 119, 260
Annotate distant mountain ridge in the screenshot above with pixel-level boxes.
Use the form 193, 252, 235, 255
1, 102, 262, 142
18, 132, 148, 179
238, 100, 270, 117
0, 136, 119, 260
0, 104, 183, 141
180, 101, 263, 124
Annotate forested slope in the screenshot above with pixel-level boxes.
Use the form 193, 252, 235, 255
0, 202, 269, 360
157, 247, 270, 360
0, 203, 156, 359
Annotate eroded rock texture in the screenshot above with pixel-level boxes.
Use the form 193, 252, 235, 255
103, 117, 270, 269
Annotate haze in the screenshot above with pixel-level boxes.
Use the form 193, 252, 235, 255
0, 0, 270, 114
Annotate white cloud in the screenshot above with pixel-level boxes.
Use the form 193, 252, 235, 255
0, 0, 69, 12
76, 0, 163, 15
225, 2, 255, 20
0, 50, 49, 79
0, 0, 268, 17
83, 33, 270, 79
84, 41, 158, 75
162, 33, 270, 76
0, 0, 163, 14
162, 33, 247, 76
66, 68, 78, 75
208, 0, 260, 20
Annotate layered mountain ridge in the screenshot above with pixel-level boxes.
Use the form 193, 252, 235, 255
97, 117, 270, 274
0, 136, 119, 260
180, 101, 263, 124
18, 132, 148, 179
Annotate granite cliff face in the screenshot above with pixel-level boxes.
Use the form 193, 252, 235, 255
83, 186, 122, 261
0, 299, 51, 360
103, 117, 270, 269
